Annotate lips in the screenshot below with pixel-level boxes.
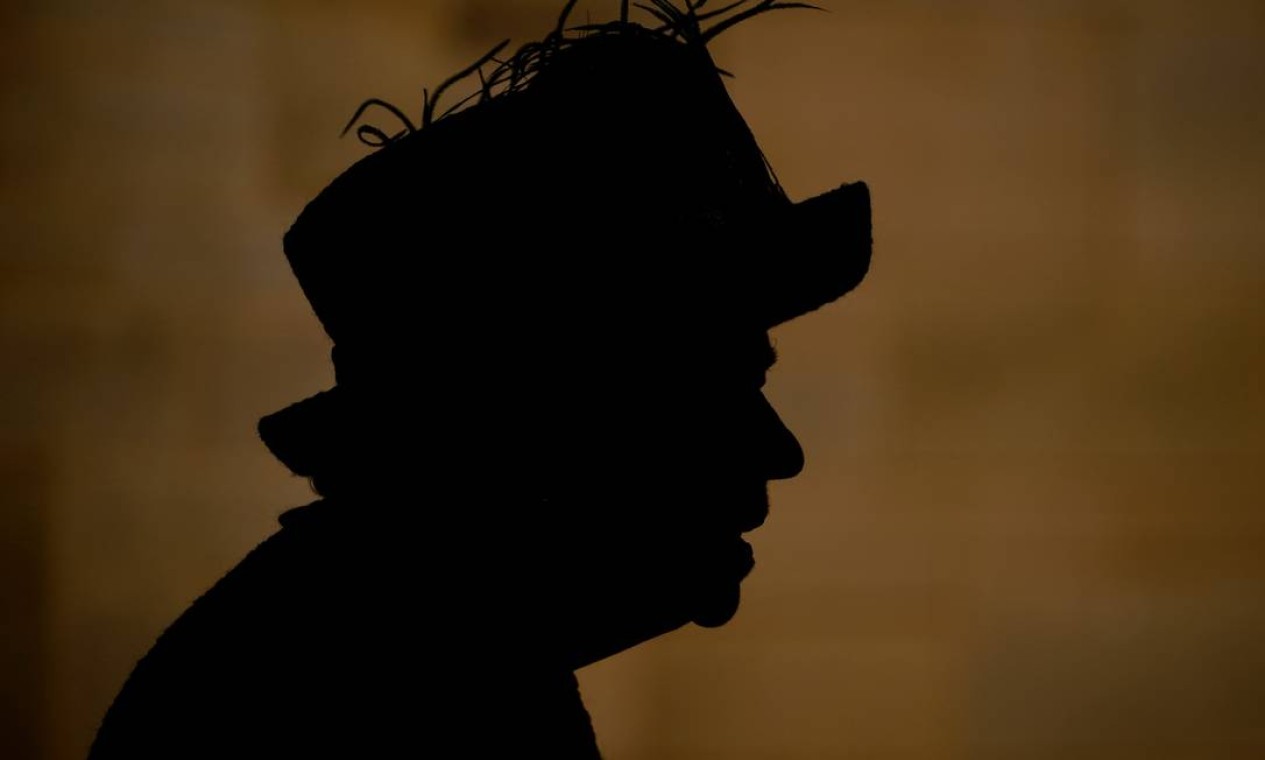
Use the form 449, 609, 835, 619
732, 535, 756, 576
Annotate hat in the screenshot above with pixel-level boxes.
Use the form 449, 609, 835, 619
260, 18, 871, 477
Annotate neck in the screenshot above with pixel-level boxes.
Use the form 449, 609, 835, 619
280, 496, 602, 756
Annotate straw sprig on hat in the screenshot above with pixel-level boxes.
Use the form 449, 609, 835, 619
340, 0, 821, 148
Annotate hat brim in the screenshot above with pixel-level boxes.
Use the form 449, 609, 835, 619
745, 180, 872, 329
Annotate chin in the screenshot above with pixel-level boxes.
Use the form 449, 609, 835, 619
691, 581, 743, 628
690, 535, 755, 628
563, 533, 758, 667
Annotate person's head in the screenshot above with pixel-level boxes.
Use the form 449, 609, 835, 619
259, 11, 871, 668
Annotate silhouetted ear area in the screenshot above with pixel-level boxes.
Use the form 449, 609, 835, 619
753, 180, 872, 328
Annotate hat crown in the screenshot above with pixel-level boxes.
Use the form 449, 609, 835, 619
260, 15, 873, 478
282, 27, 789, 349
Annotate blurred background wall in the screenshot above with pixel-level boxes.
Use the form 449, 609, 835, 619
2, 1, 1262, 758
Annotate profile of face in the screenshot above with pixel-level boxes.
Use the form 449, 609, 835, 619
514, 327, 805, 669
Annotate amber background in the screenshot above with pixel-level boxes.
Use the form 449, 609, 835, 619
2, 0, 1263, 758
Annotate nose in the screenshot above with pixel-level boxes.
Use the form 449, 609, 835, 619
758, 393, 804, 480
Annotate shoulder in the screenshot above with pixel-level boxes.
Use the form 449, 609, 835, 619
90, 500, 371, 757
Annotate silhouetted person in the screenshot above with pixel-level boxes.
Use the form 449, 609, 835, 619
90, 5, 871, 758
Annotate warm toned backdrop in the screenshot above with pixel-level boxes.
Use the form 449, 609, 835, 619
2, 1, 1263, 758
